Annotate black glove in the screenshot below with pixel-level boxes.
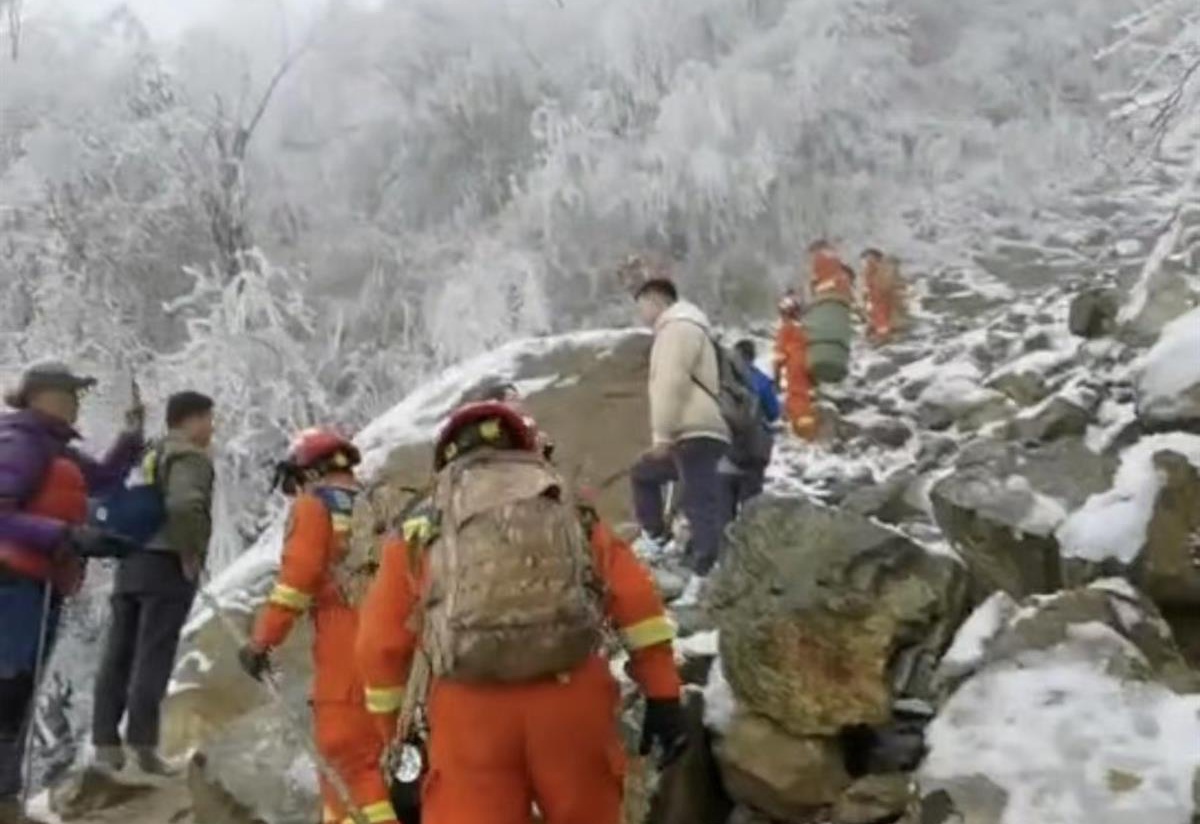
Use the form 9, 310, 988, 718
639, 698, 687, 768
238, 644, 273, 682
67, 525, 137, 559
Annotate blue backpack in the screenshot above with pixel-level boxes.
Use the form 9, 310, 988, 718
89, 446, 175, 547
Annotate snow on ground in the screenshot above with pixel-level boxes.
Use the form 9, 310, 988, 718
1004, 475, 1071, 537
1136, 307, 1200, 423
937, 592, 1020, 681
1057, 433, 1200, 564
702, 658, 737, 735
922, 625, 1200, 824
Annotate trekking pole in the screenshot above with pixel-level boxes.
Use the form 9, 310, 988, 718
18, 579, 54, 815
193, 573, 371, 824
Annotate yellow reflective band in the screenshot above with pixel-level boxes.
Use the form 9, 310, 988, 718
621, 616, 676, 651
403, 516, 432, 544
344, 800, 398, 823
267, 584, 313, 612
323, 808, 337, 824
365, 685, 406, 714
331, 514, 352, 533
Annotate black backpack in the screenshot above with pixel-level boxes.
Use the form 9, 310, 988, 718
692, 337, 774, 469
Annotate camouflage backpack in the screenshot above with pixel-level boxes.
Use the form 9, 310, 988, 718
418, 447, 603, 683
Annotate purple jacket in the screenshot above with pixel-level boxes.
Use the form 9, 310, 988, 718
0, 410, 144, 555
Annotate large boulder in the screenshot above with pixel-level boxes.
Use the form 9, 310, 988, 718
710, 496, 968, 738
166, 331, 655, 761
930, 438, 1116, 602
1135, 306, 1200, 432
1057, 434, 1200, 664
920, 581, 1200, 824
714, 709, 851, 821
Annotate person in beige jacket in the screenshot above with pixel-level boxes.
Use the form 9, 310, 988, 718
631, 278, 730, 581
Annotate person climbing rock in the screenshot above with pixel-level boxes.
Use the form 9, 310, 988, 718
718, 339, 779, 521
774, 293, 818, 441
240, 429, 397, 824
861, 248, 906, 344
356, 401, 684, 824
0, 362, 144, 823
92, 391, 216, 777
630, 277, 730, 580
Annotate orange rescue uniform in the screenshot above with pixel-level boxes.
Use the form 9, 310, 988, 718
252, 489, 398, 824
356, 514, 682, 824
774, 319, 817, 440
810, 252, 854, 302
863, 256, 901, 343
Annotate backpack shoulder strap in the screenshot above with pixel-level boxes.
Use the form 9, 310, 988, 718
311, 485, 358, 532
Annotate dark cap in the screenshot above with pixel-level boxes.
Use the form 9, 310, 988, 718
5, 362, 97, 408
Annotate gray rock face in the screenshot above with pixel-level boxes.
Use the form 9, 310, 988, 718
711, 496, 967, 739
188, 704, 319, 824
1007, 396, 1093, 444
1120, 268, 1198, 347
714, 710, 851, 822
986, 370, 1049, 407
1068, 288, 1119, 339
930, 439, 1116, 602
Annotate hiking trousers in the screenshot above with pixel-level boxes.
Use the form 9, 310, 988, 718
632, 437, 729, 575
423, 655, 624, 824
92, 589, 194, 749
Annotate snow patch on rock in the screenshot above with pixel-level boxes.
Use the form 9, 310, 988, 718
938, 591, 1020, 681
1057, 433, 1200, 564
703, 658, 737, 735
1137, 307, 1200, 424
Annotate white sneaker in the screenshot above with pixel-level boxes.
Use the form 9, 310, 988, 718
674, 575, 706, 607
632, 532, 670, 560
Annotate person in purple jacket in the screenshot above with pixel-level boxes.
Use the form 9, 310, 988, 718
0, 362, 144, 823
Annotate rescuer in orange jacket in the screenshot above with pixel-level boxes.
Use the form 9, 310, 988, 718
774, 292, 818, 440
356, 402, 685, 824
239, 429, 397, 824
861, 248, 902, 344
807, 239, 855, 303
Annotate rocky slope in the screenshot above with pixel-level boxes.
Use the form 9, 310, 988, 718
33, 202, 1200, 823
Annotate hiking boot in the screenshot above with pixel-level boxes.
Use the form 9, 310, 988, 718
0, 798, 53, 824
92, 745, 126, 774
131, 747, 180, 778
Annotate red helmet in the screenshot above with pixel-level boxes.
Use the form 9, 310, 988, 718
434, 401, 539, 470
274, 428, 361, 494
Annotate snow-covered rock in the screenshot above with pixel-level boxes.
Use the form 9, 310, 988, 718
1135, 307, 1200, 430
920, 582, 1200, 824
930, 438, 1116, 601
1058, 434, 1200, 663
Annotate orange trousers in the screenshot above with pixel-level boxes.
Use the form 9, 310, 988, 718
422, 655, 625, 824
775, 323, 817, 440
315, 701, 397, 824
867, 292, 894, 342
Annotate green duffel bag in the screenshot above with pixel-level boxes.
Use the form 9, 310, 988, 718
805, 296, 853, 384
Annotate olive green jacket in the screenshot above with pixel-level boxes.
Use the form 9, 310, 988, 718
145, 431, 214, 577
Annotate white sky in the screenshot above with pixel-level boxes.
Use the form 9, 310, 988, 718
26, 0, 327, 39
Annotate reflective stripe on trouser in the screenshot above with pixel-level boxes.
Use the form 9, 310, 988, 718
314, 702, 397, 824
424, 655, 625, 824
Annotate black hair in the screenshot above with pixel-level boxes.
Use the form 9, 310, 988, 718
861, 248, 885, 260
167, 391, 215, 428
633, 278, 678, 303
734, 339, 757, 362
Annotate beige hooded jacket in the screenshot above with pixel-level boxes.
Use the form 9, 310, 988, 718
648, 301, 730, 446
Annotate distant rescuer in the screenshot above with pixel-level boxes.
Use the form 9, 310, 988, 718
92, 391, 216, 777
629, 277, 731, 582
357, 401, 685, 824
239, 429, 398, 824
0, 362, 144, 823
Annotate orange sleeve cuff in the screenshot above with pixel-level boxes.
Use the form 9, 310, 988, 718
628, 643, 682, 700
